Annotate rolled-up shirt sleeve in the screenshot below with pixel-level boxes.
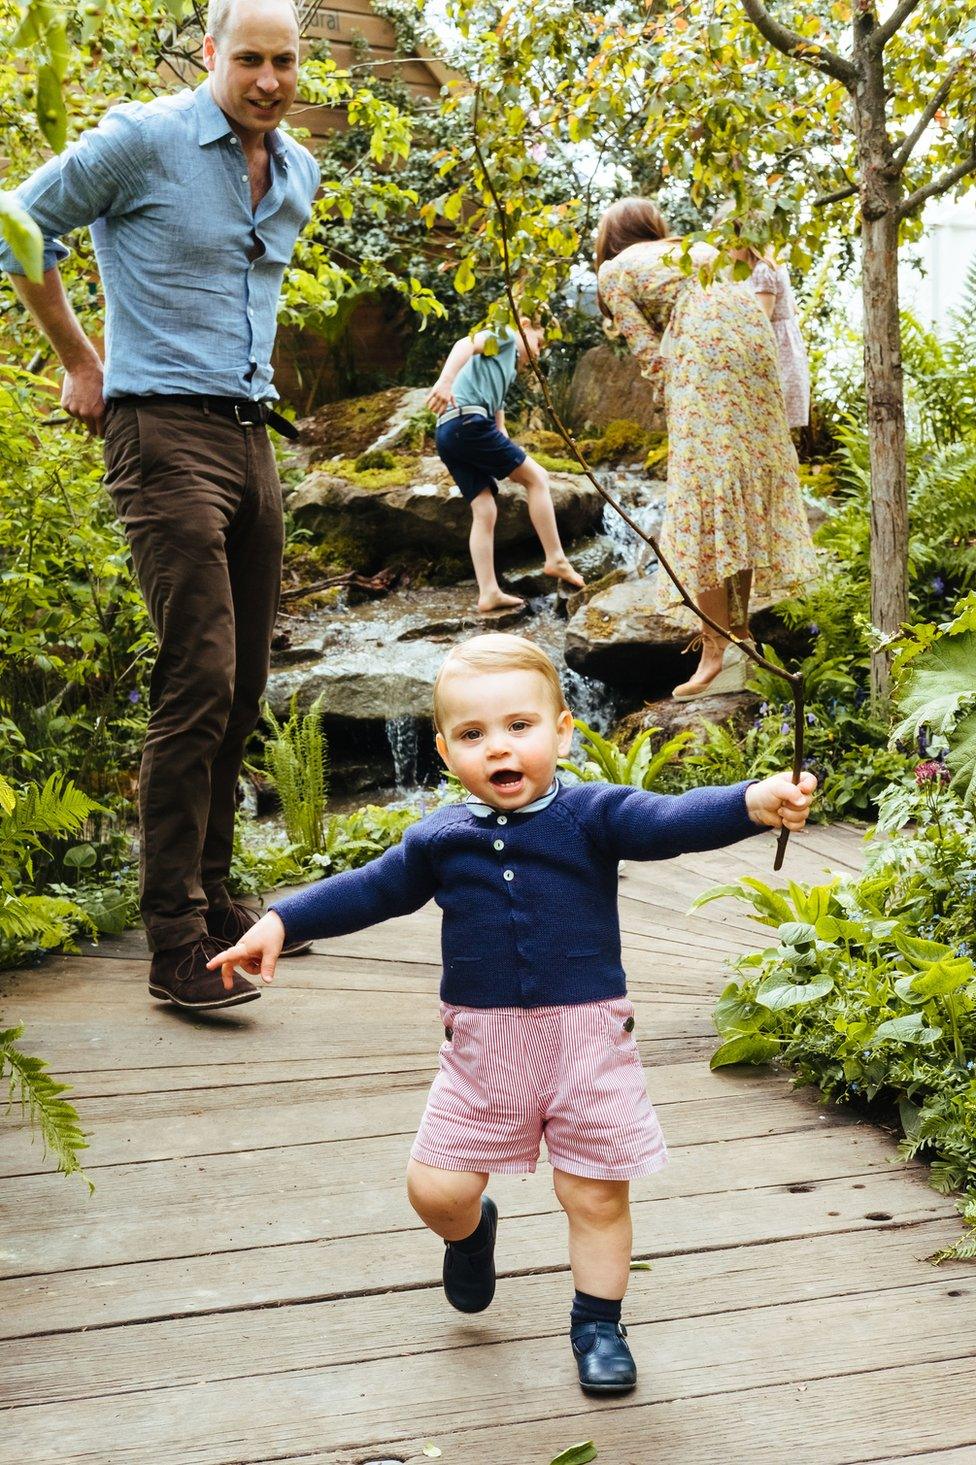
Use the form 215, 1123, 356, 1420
0, 103, 149, 275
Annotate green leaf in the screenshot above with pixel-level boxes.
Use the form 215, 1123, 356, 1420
893, 931, 953, 968
911, 957, 974, 999
453, 256, 476, 293
873, 1013, 941, 1044
756, 974, 834, 1010
0, 194, 44, 283
777, 921, 818, 949
629, 1259, 653, 1270
710, 1034, 781, 1069
550, 1444, 597, 1465
36, 63, 67, 153
690, 882, 749, 910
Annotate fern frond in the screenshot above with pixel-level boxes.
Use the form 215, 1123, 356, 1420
1, 1026, 92, 1190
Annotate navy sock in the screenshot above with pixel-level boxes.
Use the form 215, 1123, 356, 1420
451, 1202, 491, 1254
571, 1290, 622, 1328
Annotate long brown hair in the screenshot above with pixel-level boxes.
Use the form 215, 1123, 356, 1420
595, 197, 672, 271
595, 198, 674, 317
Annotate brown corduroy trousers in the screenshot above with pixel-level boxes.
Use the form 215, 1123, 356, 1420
103, 399, 283, 952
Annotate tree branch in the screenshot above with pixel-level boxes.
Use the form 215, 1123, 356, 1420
898, 150, 976, 218
814, 182, 858, 207
869, 0, 925, 52
892, 57, 972, 174
740, 0, 857, 87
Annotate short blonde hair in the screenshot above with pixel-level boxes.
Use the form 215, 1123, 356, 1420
432, 633, 568, 731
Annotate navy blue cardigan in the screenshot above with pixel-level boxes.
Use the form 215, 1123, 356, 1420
271, 780, 760, 1008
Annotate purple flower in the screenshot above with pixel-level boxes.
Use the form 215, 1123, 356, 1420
808, 622, 819, 636
932, 574, 946, 597
915, 760, 950, 786
128, 690, 141, 704
781, 721, 790, 735
806, 711, 816, 726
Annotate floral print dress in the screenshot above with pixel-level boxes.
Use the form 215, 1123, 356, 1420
598, 241, 818, 624
750, 259, 810, 428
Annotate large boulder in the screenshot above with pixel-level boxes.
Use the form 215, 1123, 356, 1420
287, 457, 604, 560
564, 346, 665, 434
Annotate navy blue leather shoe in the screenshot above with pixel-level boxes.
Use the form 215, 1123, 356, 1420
443, 1197, 498, 1313
571, 1320, 637, 1394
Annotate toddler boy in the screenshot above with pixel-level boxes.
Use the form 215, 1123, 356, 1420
210, 633, 816, 1393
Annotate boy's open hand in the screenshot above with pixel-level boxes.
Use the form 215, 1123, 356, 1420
426, 380, 455, 414
205, 910, 286, 989
746, 771, 817, 832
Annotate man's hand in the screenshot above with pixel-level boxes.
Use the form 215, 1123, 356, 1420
62, 358, 106, 437
746, 771, 817, 832
426, 379, 455, 415
206, 910, 286, 990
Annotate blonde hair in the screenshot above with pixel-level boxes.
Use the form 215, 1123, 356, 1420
432, 634, 568, 731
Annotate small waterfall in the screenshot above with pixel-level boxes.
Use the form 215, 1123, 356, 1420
562, 666, 621, 736
598, 468, 665, 573
384, 715, 418, 788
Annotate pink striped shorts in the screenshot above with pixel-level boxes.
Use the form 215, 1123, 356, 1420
410, 997, 668, 1181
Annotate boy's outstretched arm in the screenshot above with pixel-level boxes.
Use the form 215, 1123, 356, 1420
206, 825, 437, 988
426, 332, 487, 414
586, 772, 818, 862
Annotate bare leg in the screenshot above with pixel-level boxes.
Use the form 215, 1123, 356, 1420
553, 1170, 632, 1300
406, 1158, 488, 1241
468, 488, 524, 613
508, 456, 584, 590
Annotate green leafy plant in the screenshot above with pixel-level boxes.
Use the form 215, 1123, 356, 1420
0, 771, 101, 966
698, 762, 976, 1257
1, 1025, 90, 1189
259, 695, 330, 856
560, 718, 694, 790
230, 800, 423, 896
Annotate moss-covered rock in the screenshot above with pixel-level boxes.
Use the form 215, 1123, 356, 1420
294, 386, 430, 466
287, 456, 605, 565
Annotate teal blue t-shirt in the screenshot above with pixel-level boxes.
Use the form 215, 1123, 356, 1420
451, 328, 519, 415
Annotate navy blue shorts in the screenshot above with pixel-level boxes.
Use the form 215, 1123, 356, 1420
435, 415, 527, 503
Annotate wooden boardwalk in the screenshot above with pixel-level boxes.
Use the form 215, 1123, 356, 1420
2, 822, 975, 1464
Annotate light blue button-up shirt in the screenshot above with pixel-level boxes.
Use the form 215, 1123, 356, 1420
0, 82, 320, 401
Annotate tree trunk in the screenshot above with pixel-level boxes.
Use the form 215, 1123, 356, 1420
861, 209, 907, 702
853, 22, 908, 704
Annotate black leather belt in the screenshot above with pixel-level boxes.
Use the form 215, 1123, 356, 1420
112, 394, 300, 440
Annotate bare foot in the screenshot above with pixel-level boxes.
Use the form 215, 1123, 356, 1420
477, 591, 526, 614
544, 556, 585, 591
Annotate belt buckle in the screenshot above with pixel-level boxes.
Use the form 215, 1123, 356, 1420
233, 402, 254, 429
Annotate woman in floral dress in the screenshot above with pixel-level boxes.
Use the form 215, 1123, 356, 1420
595, 198, 818, 700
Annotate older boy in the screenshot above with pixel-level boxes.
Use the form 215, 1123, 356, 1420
427, 322, 584, 612
210, 633, 815, 1395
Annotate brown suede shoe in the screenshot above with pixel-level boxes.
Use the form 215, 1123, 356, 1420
149, 936, 261, 1010
206, 899, 313, 956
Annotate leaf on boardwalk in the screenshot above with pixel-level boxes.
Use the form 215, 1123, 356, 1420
629, 1259, 653, 1270
422, 1447, 442, 1459
550, 1444, 598, 1465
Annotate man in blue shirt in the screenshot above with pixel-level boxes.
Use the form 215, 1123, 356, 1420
1, 0, 320, 1009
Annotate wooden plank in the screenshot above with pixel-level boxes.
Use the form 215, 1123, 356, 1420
313, 1361, 976, 1465
0, 1124, 927, 1277
0, 1072, 838, 1176
1, 1286, 972, 1462
0, 1164, 943, 1339
2, 1225, 970, 1410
